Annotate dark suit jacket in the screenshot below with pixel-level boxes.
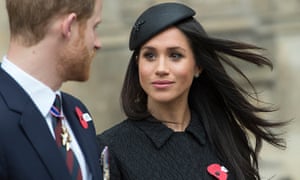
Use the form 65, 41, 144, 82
0, 67, 102, 180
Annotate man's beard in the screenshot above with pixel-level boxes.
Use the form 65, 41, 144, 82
58, 33, 96, 82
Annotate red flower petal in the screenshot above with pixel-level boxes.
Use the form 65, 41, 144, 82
75, 106, 88, 129
207, 163, 228, 180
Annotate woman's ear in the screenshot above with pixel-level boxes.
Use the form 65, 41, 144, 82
194, 66, 203, 78
61, 13, 77, 39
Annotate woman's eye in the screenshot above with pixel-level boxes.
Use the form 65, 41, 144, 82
143, 52, 156, 60
170, 53, 183, 59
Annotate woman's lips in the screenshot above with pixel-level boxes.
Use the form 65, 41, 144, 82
152, 80, 174, 89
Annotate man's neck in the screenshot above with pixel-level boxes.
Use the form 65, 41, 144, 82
6, 40, 63, 91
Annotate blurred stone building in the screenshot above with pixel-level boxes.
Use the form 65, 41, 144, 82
1, 0, 299, 179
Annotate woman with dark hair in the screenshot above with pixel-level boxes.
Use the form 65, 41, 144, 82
97, 2, 286, 180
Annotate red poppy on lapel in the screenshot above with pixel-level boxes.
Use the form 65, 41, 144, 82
75, 106, 89, 129
207, 163, 228, 180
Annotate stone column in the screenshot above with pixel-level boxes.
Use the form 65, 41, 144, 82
0, 1, 9, 56
255, 1, 300, 179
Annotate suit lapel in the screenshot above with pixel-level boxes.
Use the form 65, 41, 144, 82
0, 69, 71, 180
20, 105, 71, 179
62, 94, 101, 180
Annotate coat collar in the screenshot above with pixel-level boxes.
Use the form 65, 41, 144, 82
132, 111, 207, 149
0, 67, 29, 112
0, 68, 71, 179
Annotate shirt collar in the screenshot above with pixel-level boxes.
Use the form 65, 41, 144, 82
132, 111, 207, 149
1, 56, 57, 117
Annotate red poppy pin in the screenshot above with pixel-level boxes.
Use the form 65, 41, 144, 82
207, 163, 228, 180
75, 106, 89, 129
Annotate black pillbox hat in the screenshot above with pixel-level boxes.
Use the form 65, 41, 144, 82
129, 3, 196, 50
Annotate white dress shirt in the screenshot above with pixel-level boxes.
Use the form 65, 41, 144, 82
1, 56, 92, 180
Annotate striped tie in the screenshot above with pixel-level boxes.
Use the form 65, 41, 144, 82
51, 94, 83, 180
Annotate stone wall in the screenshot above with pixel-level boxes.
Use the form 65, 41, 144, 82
1, 0, 300, 179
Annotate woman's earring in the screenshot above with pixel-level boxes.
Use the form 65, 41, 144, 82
194, 73, 200, 78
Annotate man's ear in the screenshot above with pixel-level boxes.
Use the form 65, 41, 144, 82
61, 13, 77, 39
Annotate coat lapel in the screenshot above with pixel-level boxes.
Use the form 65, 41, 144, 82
62, 94, 101, 180
20, 104, 71, 180
0, 69, 71, 180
